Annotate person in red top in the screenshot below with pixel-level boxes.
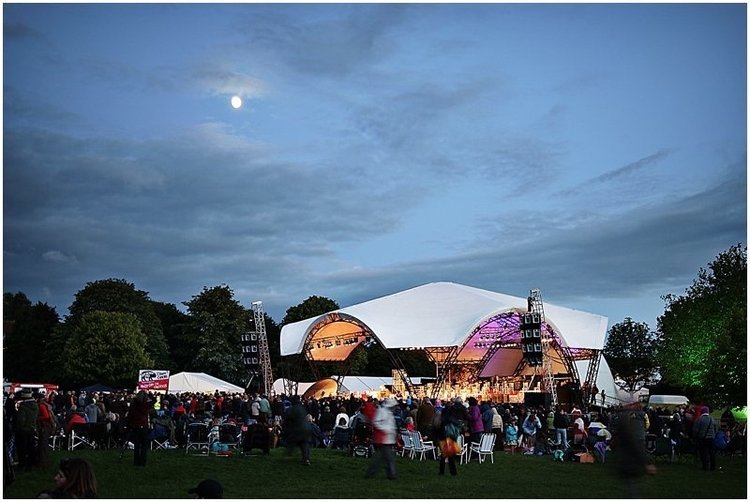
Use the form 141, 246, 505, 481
65, 407, 87, 434
36, 393, 57, 467
362, 399, 377, 423
127, 391, 152, 467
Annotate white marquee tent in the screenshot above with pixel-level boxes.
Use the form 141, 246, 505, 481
280, 282, 620, 400
168, 372, 244, 394
281, 282, 609, 355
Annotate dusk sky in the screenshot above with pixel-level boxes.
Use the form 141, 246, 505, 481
4, 3, 746, 329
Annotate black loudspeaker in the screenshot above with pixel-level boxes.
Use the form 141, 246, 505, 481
520, 313, 543, 366
524, 392, 551, 409
241, 331, 260, 369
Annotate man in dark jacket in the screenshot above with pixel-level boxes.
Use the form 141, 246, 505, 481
14, 391, 38, 471
416, 398, 435, 438
285, 396, 312, 465
693, 406, 718, 471
553, 408, 570, 449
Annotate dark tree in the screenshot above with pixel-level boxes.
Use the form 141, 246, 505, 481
183, 285, 251, 385
61, 311, 152, 389
603, 317, 658, 392
150, 301, 190, 372
67, 279, 171, 368
3, 292, 60, 382
281, 295, 339, 326
656, 244, 747, 408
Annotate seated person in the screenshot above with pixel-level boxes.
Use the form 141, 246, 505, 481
307, 414, 324, 448
151, 409, 177, 444
403, 416, 416, 432
332, 417, 351, 450
38, 458, 97, 499
65, 407, 88, 435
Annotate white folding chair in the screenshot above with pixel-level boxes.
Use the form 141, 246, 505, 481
400, 430, 415, 458
456, 434, 469, 464
68, 423, 96, 450
469, 432, 497, 464
410, 431, 437, 460
49, 428, 66, 451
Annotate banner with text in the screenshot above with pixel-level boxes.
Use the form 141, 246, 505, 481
137, 369, 170, 391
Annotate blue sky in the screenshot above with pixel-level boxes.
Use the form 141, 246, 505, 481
4, 3, 746, 329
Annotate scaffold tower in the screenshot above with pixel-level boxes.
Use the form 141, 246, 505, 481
252, 301, 274, 396
528, 289, 558, 407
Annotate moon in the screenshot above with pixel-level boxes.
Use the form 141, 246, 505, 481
230, 96, 242, 109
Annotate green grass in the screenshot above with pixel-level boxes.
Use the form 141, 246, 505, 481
4, 447, 746, 499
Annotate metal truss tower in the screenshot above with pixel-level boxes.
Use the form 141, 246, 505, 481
252, 301, 274, 396
528, 289, 558, 407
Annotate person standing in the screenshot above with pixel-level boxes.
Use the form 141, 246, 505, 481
416, 398, 435, 439
366, 398, 398, 480
126, 391, 152, 467
616, 407, 655, 498
553, 407, 570, 449
693, 406, 718, 471
436, 402, 460, 476
285, 396, 312, 465
14, 391, 38, 471
466, 397, 483, 445
35, 393, 56, 468
491, 407, 504, 451
258, 394, 272, 425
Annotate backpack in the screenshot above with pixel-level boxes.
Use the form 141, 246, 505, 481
445, 422, 461, 439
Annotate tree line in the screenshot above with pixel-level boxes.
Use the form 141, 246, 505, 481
603, 244, 746, 409
4, 244, 746, 408
3, 281, 432, 390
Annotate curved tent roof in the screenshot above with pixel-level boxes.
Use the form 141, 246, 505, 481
281, 282, 608, 357
168, 372, 244, 394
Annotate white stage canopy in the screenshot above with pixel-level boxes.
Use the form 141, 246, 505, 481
168, 372, 244, 394
281, 282, 609, 357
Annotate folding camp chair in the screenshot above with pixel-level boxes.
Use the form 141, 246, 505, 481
49, 428, 66, 451
150, 423, 171, 450
68, 423, 97, 450
185, 422, 209, 454
469, 433, 497, 464
650, 436, 675, 463
219, 422, 241, 450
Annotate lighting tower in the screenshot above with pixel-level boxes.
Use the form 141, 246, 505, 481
527, 289, 557, 407
252, 301, 274, 396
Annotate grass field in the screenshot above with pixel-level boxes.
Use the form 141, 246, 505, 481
4, 446, 746, 499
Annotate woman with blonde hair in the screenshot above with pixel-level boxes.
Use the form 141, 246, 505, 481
38, 457, 97, 498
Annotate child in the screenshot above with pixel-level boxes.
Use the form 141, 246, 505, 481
505, 419, 519, 454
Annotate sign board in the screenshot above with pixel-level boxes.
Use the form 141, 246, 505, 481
137, 369, 170, 391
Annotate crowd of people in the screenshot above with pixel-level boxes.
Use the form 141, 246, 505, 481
3, 386, 746, 497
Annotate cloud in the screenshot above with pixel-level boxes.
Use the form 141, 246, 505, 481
3, 119, 422, 314
188, 63, 266, 98
42, 250, 78, 264
3, 21, 46, 42
556, 148, 675, 199
236, 4, 409, 78
309, 157, 746, 319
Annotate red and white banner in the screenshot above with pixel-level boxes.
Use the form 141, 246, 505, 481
137, 369, 170, 391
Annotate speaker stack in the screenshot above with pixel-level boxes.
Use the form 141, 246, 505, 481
520, 312, 543, 366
